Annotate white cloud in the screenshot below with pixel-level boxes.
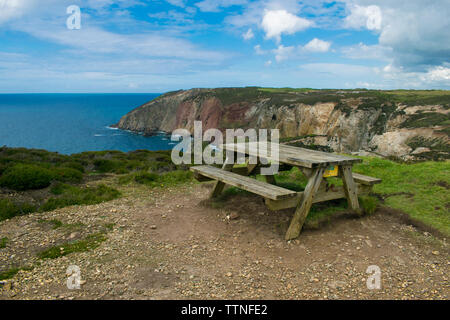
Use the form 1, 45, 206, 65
261, 9, 312, 42
341, 42, 392, 61
273, 44, 295, 62
424, 66, 450, 81
265, 60, 272, 66
195, 0, 247, 13
165, 0, 186, 7
344, 4, 382, 31
254, 44, 266, 55
343, 0, 449, 73
242, 28, 254, 40
302, 38, 331, 53
0, 0, 36, 24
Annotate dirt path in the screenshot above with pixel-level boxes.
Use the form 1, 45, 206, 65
1, 182, 448, 300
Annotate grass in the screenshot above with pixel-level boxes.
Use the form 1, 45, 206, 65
0, 237, 8, 248
37, 232, 107, 259
0, 265, 33, 281
118, 169, 193, 188
0, 198, 36, 222
38, 219, 63, 229
37, 219, 85, 231
266, 157, 449, 235
40, 184, 121, 212
0, 147, 190, 221
352, 157, 450, 236
212, 158, 448, 236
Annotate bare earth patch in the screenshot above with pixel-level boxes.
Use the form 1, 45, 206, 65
0, 182, 448, 300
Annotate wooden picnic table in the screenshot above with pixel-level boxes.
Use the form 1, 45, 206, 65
191, 141, 381, 240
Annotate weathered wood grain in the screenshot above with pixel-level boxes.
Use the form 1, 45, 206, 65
264, 184, 373, 210
340, 165, 362, 214
285, 167, 325, 240
221, 142, 362, 168
352, 172, 382, 185
190, 165, 297, 200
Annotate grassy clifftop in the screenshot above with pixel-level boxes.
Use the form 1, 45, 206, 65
1, 146, 448, 238
0, 147, 192, 222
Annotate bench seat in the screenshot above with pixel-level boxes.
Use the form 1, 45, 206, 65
352, 173, 382, 185
190, 165, 297, 201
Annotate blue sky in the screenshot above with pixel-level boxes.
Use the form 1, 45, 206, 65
0, 0, 449, 93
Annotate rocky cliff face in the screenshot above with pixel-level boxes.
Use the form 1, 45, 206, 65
115, 88, 449, 160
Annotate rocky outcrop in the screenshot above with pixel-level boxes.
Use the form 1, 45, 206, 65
115, 88, 449, 160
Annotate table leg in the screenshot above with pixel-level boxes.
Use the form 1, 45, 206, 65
285, 167, 325, 240
210, 157, 234, 198
340, 165, 362, 214
264, 175, 276, 184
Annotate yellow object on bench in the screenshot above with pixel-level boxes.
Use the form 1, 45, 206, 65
323, 165, 338, 178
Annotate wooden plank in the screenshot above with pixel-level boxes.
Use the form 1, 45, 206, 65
352, 172, 382, 185
285, 167, 325, 240
340, 165, 362, 215
220, 142, 362, 168
209, 159, 234, 198
264, 184, 372, 210
190, 165, 297, 200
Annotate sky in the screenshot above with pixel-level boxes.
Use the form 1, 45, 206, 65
0, 0, 449, 93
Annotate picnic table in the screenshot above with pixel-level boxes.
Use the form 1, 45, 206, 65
190, 142, 381, 240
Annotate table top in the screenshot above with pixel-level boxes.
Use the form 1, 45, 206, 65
221, 142, 362, 168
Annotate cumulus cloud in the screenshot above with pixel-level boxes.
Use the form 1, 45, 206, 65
344, 4, 382, 31
242, 28, 254, 40
341, 42, 392, 61
0, 0, 37, 24
273, 44, 295, 62
195, 0, 247, 13
302, 38, 331, 53
261, 9, 312, 42
343, 0, 449, 73
424, 66, 450, 81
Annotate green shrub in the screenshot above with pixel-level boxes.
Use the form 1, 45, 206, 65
0, 164, 54, 191
60, 161, 85, 173
53, 167, 83, 183
0, 198, 36, 221
160, 170, 193, 184
40, 184, 120, 212
134, 172, 159, 185
93, 159, 128, 174
359, 195, 379, 215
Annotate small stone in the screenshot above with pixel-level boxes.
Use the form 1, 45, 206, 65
228, 212, 239, 220
150, 225, 157, 230
69, 232, 78, 239
432, 251, 439, 255
226, 272, 233, 277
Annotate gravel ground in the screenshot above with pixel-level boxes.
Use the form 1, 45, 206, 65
0, 181, 448, 300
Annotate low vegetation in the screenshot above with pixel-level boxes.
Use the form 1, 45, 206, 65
0, 147, 189, 222
37, 232, 107, 259
0, 265, 33, 281
209, 156, 448, 236
0, 145, 448, 240
0, 237, 7, 248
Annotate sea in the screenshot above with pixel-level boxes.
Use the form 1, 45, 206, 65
0, 93, 176, 155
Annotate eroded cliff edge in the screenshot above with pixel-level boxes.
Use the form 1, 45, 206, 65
115, 88, 449, 160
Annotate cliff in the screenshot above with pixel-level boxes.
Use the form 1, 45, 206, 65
115, 87, 450, 160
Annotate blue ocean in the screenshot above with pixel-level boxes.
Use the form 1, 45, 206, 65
0, 94, 174, 155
